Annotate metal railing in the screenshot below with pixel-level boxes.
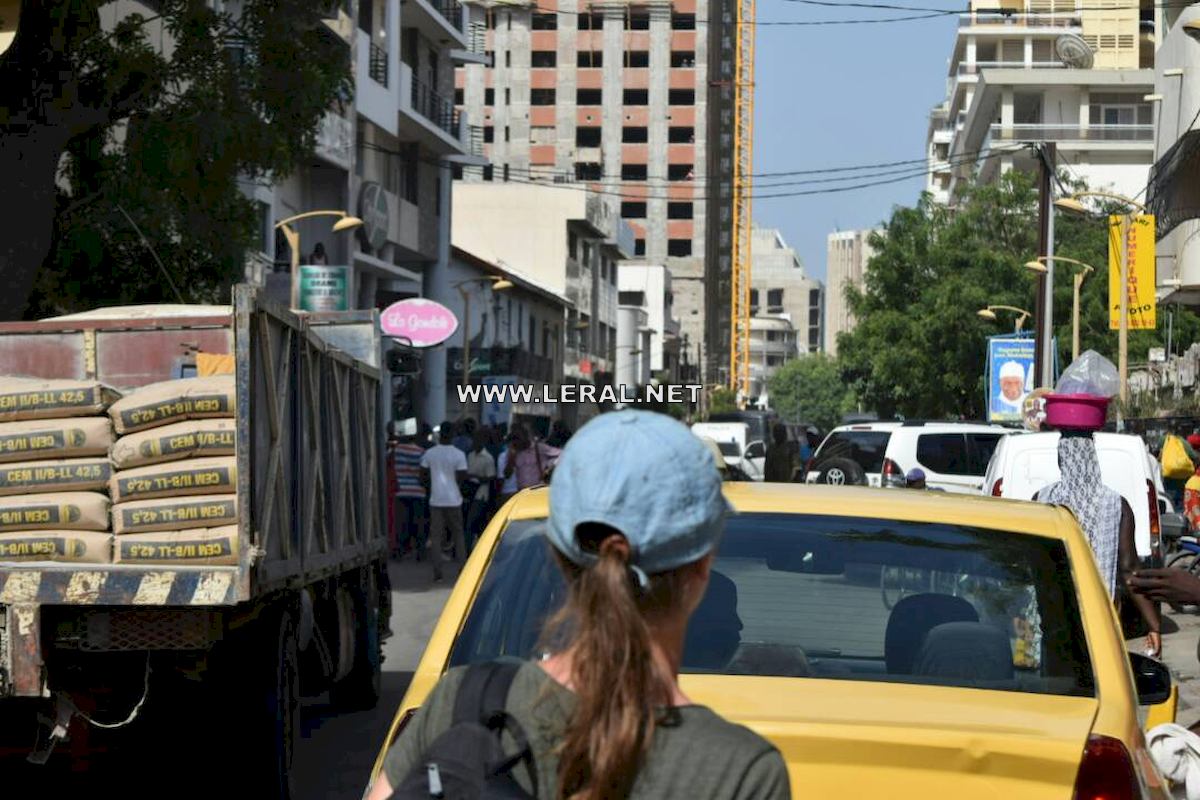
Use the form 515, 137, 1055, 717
433, 0, 465, 32
958, 12, 1081, 27
411, 79, 459, 138
988, 123, 1154, 142
368, 40, 388, 86
957, 60, 1067, 74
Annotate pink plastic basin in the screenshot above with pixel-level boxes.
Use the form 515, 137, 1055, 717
1044, 393, 1110, 430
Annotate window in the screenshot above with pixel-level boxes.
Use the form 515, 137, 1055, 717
578, 12, 604, 30
503, 163, 510, 182
448, 516, 1096, 699
575, 162, 603, 181
483, 164, 494, 181
767, 289, 784, 310
626, 51, 650, 68
669, 126, 695, 143
576, 127, 602, 147
668, 164, 694, 181
749, 288, 759, 307
505, 88, 511, 105
809, 308, 819, 326
635, 238, 646, 256
813, 431, 891, 474
767, 355, 784, 367
531, 88, 555, 105
577, 88, 602, 105
623, 126, 648, 143
505, 50, 511, 67
621, 163, 648, 180
485, 88, 495, 105
627, 11, 650, 29
504, 125, 510, 141
542, 322, 550, 357
624, 89, 649, 106
668, 239, 693, 257
568, 231, 578, 259
483, 126, 494, 143
531, 50, 556, 67
669, 89, 695, 105
1101, 105, 1135, 125
668, 202, 693, 219
531, 12, 557, 29
967, 434, 1005, 474
916, 434, 970, 476
621, 201, 647, 218
578, 51, 602, 68
671, 50, 696, 67
671, 12, 696, 29
619, 290, 646, 306
582, 241, 593, 266
454, 88, 464, 105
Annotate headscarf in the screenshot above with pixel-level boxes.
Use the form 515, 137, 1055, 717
1041, 435, 1122, 598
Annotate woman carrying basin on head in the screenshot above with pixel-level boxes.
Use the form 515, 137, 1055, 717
367, 410, 790, 800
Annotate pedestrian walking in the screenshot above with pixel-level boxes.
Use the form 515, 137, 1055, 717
420, 421, 468, 582
904, 468, 927, 490
495, 434, 521, 507
369, 410, 790, 800
762, 423, 799, 482
391, 425, 428, 560
503, 423, 561, 491
453, 418, 475, 454
1038, 432, 1160, 656
465, 428, 497, 550
1185, 460, 1200, 534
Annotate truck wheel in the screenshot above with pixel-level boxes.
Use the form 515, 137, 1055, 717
330, 568, 383, 711
265, 606, 301, 800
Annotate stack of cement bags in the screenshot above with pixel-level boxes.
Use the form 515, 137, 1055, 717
107, 376, 239, 567
0, 378, 118, 563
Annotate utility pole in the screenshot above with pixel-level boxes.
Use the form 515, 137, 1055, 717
1034, 143, 1056, 388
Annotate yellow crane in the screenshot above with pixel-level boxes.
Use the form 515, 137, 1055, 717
729, 0, 755, 399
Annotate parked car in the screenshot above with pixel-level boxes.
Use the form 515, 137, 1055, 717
369, 485, 1174, 799
982, 432, 1164, 565
806, 421, 1014, 493
692, 421, 764, 480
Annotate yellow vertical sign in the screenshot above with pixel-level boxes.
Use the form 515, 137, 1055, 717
1108, 214, 1156, 331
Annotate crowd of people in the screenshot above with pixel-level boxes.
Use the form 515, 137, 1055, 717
386, 418, 570, 581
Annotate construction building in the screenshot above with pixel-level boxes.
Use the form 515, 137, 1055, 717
824, 229, 878, 358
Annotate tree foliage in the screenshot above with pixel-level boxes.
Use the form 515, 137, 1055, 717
837, 172, 1200, 420
767, 354, 854, 431
708, 388, 738, 416
1, 0, 352, 318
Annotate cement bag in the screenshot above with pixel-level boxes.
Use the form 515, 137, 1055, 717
0, 417, 113, 463
113, 525, 238, 566
0, 492, 110, 532
110, 457, 236, 503
0, 458, 112, 496
0, 377, 120, 422
113, 494, 237, 534
0, 531, 112, 563
110, 419, 236, 469
108, 376, 235, 434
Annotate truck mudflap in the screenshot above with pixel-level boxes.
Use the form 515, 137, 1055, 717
0, 565, 239, 606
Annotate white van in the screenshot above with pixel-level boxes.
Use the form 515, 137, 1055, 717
982, 432, 1163, 562
691, 422, 764, 480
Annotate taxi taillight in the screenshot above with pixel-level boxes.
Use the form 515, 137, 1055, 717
991, 479, 1003, 497
1072, 735, 1138, 800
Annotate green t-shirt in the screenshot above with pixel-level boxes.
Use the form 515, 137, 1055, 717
383, 662, 791, 799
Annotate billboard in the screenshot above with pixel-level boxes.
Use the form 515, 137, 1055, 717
380, 298, 458, 348
298, 265, 349, 312
1108, 214, 1156, 331
986, 337, 1036, 423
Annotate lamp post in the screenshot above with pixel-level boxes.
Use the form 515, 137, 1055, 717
455, 276, 513, 393
273, 210, 364, 309
1053, 191, 1147, 407
1024, 256, 1096, 362
977, 305, 1033, 333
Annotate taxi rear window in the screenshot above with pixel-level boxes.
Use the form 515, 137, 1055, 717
449, 514, 1096, 698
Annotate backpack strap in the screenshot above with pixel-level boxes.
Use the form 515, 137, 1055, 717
452, 661, 539, 795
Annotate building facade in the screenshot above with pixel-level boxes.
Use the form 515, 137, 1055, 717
617, 263, 683, 382
453, 0, 734, 382
749, 226, 824, 356
747, 316, 798, 408
824, 229, 878, 357
926, 0, 1156, 203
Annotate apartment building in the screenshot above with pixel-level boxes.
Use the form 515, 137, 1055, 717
824, 229, 878, 357
454, 0, 735, 382
927, 0, 1156, 202
618, 263, 683, 382
747, 317, 798, 408
749, 226, 824, 356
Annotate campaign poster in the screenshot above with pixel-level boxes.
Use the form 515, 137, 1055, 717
987, 337, 1036, 423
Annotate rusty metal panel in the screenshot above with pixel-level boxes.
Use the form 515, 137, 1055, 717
0, 333, 88, 379
7, 604, 44, 697
95, 327, 232, 390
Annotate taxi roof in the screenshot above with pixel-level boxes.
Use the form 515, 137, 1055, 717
505, 483, 1075, 541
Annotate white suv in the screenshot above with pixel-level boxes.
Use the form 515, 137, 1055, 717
805, 421, 1015, 493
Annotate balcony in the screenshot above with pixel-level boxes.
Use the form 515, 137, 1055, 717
315, 111, 353, 170
956, 60, 1066, 75
398, 62, 466, 155
987, 123, 1154, 143
411, 78, 460, 138
402, 0, 467, 48
319, 0, 354, 44
433, 0, 464, 32
368, 40, 388, 86
958, 12, 1081, 29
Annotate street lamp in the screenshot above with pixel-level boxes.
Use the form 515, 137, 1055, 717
977, 305, 1033, 333
1053, 191, 1147, 406
1025, 256, 1096, 362
455, 276, 513, 392
273, 210, 364, 309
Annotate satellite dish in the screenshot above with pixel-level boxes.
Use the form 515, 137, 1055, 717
1055, 34, 1095, 69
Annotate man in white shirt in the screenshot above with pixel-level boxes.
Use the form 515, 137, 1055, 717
420, 421, 468, 581
465, 429, 497, 551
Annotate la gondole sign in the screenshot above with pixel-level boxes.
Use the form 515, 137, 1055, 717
380, 298, 458, 348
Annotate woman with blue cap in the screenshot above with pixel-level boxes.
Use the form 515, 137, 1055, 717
372, 410, 790, 800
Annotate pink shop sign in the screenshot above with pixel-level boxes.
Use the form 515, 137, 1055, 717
380, 298, 459, 348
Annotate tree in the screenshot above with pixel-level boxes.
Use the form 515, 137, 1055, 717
837, 171, 1200, 420
767, 354, 854, 431
708, 388, 738, 416
0, 1, 351, 318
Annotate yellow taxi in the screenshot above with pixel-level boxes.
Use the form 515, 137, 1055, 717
371, 484, 1175, 799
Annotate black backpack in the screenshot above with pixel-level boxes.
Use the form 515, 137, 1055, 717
391, 661, 539, 799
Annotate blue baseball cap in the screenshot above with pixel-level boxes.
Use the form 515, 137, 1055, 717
546, 410, 729, 580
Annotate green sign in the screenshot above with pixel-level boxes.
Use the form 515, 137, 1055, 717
299, 265, 349, 312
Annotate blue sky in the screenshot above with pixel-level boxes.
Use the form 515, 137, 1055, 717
752, 10, 960, 281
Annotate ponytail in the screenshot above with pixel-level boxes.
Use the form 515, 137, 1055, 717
546, 525, 689, 800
